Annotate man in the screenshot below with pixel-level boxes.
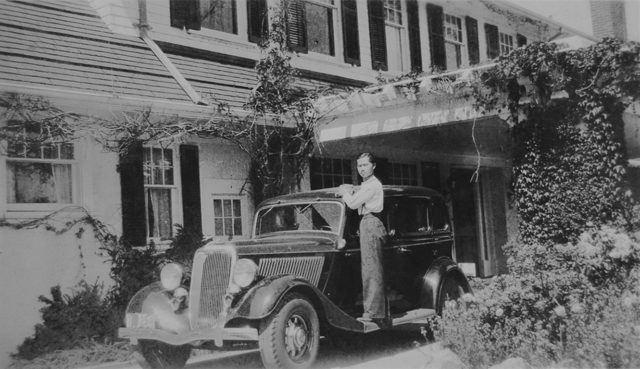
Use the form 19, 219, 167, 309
339, 153, 387, 324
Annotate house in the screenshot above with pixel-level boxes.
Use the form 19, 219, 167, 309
0, 0, 597, 365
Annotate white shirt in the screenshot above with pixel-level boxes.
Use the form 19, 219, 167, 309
342, 176, 384, 215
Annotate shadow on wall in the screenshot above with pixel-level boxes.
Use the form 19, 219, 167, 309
0, 225, 113, 368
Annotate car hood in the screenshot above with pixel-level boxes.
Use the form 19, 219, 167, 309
205, 233, 339, 256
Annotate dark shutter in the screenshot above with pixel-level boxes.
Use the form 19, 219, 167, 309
426, 3, 446, 71
367, 0, 387, 71
465, 16, 480, 65
248, 0, 268, 43
180, 145, 202, 236
119, 141, 146, 247
407, 0, 422, 72
484, 23, 500, 59
170, 0, 201, 31
341, 0, 360, 65
517, 33, 527, 47
285, 0, 308, 53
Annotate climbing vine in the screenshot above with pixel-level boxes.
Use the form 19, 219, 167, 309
471, 38, 640, 244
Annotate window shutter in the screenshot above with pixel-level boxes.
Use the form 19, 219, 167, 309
119, 141, 146, 247
517, 33, 527, 47
407, 0, 422, 72
170, 0, 201, 31
367, 0, 387, 71
248, 0, 268, 43
465, 16, 479, 65
179, 145, 202, 236
426, 3, 445, 71
285, 0, 308, 53
484, 23, 500, 59
341, 0, 360, 66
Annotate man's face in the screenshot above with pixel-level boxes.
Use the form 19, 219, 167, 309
357, 157, 375, 180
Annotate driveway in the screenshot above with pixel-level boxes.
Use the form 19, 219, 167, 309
86, 325, 460, 369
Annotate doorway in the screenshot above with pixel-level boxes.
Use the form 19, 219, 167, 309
449, 168, 479, 275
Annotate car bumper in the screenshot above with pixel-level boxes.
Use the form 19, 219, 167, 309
118, 327, 259, 346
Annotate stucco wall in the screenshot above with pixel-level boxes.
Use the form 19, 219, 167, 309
0, 225, 113, 368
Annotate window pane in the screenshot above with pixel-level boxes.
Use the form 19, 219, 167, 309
214, 199, 222, 217
224, 219, 233, 236
201, 0, 237, 34
60, 143, 74, 159
306, 2, 334, 55
146, 188, 172, 239
7, 162, 72, 203
234, 218, 242, 235
164, 167, 174, 185
223, 199, 232, 217
153, 167, 163, 185
42, 144, 57, 159
233, 199, 241, 216
215, 219, 223, 235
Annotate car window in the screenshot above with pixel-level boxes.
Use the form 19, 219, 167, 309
255, 202, 343, 236
429, 197, 450, 232
388, 197, 431, 235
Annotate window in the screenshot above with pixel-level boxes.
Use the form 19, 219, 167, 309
306, 0, 335, 55
444, 14, 463, 69
200, 0, 237, 34
286, 0, 336, 56
384, 0, 402, 25
389, 162, 417, 186
6, 126, 74, 206
499, 32, 514, 55
484, 23, 500, 59
310, 157, 352, 189
143, 147, 174, 240
213, 197, 242, 236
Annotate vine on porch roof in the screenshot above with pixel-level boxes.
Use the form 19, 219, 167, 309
469, 38, 640, 244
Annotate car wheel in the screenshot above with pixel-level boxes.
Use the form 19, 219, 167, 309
436, 274, 468, 315
258, 293, 320, 369
138, 340, 191, 369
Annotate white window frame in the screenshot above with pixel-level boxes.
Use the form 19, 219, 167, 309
211, 194, 246, 239
384, 0, 403, 26
3, 132, 78, 213
499, 32, 514, 55
303, 0, 340, 61
143, 145, 180, 243
443, 12, 464, 70
186, 0, 249, 44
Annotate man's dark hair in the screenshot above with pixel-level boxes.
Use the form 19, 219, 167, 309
357, 152, 376, 165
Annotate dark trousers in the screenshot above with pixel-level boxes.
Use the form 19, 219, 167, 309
359, 214, 387, 319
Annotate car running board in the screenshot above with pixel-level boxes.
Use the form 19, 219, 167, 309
360, 308, 436, 333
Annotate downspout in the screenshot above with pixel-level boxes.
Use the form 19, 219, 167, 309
137, 0, 206, 105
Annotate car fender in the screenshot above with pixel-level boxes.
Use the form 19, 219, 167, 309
123, 282, 190, 334
419, 257, 471, 312
232, 275, 363, 332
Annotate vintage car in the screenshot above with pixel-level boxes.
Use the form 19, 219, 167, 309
119, 186, 471, 369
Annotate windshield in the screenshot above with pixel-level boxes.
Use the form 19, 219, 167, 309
254, 201, 343, 237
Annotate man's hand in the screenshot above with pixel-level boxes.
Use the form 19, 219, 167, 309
338, 184, 354, 196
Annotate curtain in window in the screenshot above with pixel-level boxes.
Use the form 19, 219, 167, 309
201, 0, 237, 34
146, 188, 172, 239
52, 163, 72, 203
7, 162, 72, 203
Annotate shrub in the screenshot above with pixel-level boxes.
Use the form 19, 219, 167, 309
434, 223, 640, 368
103, 241, 165, 312
14, 282, 119, 360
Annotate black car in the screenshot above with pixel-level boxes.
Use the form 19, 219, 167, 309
119, 186, 471, 369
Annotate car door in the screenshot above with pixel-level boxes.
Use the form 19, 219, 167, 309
385, 196, 452, 312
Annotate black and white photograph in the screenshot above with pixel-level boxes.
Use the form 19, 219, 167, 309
1, 0, 639, 368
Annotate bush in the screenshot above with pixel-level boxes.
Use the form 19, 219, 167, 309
434, 223, 640, 368
14, 282, 119, 360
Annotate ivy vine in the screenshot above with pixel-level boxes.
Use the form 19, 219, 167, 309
471, 38, 640, 244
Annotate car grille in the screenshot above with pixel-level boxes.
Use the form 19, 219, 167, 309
190, 246, 235, 328
258, 256, 324, 286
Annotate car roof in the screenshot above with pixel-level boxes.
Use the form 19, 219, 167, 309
258, 186, 444, 207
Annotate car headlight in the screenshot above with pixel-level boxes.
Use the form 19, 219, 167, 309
232, 258, 258, 288
160, 263, 183, 291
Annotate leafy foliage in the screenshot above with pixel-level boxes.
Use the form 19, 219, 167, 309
14, 282, 119, 360
472, 39, 640, 244
435, 220, 640, 368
